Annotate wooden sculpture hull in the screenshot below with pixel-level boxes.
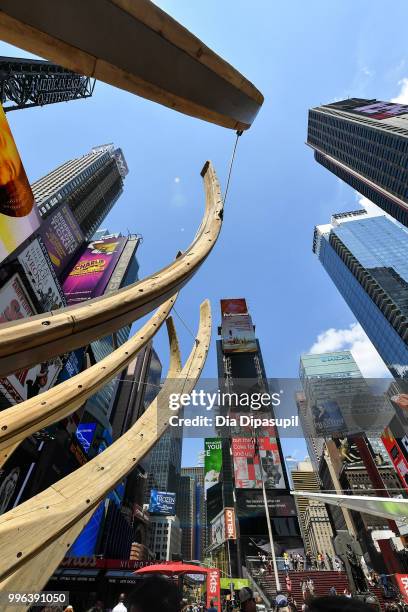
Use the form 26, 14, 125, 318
0, 300, 211, 600
0, 0, 263, 130
0, 161, 223, 375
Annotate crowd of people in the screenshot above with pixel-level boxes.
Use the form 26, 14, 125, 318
281, 551, 343, 572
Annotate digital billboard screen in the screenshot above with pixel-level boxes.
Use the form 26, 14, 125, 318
38, 203, 84, 277
204, 438, 222, 495
148, 490, 176, 516
0, 104, 41, 264
221, 314, 257, 354
235, 490, 296, 518
220, 298, 248, 317
63, 235, 127, 304
232, 437, 285, 489
17, 237, 66, 311
0, 274, 62, 403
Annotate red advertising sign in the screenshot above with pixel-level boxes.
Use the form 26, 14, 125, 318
63, 235, 127, 304
381, 428, 408, 492
232, 437, 285, 489
206, 568, 221, 611
220, 298, 248, 317
224, 507, 237, 540
396, 574, 408, 603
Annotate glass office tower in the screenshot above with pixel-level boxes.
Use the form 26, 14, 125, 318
313, 210, 408, 378
308, 98, 408, 227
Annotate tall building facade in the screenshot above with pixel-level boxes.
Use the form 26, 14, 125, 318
144, 432, 182, 505
178, 474, 196, 561
32, 144, 128, 240
181, 466, 207, 560
291, 459, 334, 558
308, 98, 408, 227
313, 211, 408, 378
209, 298, 302, 577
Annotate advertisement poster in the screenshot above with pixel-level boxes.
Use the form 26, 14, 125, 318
0, 104, 41, 264
311, 399, 346, 436
0, 274, 62, 403
221, 314, 257, 353
206, 568, 220, 612
220, 298, 248, 317
76, 422, 97, 454
38, 203, 84, 276
210, 508, 236, 546
148, 490, 176, 516
18, 237, 66, 311
232, 437, 285, 489
235, 490, 296, 518
204, 438, 223, 494
354, 101, 408, 120
396, 574, 408, 604
63, 235, 127, 304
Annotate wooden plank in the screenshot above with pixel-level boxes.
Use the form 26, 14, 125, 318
0, 300, 211, 589
0, 161, 222, 375
0, 0, 263, 129
0, 296, 176, 452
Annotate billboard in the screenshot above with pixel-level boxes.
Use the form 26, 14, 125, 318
17, 237, 66, 311
354, 101, 408, 120
235, 491, 296, 518
148, 490, 176, 516
0, 274, 62, 403
310, 399, 346, 436
210, 508, 237, 546
63, 235, 127, 304
206, 568, 220, 612
221, 298, 248, 316
221, 314, 257, 353
0, 104, 41, 263
38, 203, 84, 276
396, 574, 408, 604
381, 428, 408, 492
76, 422, 97, 454
232, 437, 285, 489
204, 438, 222, 494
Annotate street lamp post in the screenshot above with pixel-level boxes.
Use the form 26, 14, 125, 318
254, 436, 281, 593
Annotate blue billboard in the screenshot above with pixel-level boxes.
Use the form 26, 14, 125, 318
76, 422, 97, 454
148, 490, 176, 516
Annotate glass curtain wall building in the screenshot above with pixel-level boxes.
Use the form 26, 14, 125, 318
313, 211, 408, 378
307, 98, 408, 227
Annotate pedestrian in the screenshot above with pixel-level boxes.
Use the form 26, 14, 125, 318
207, 600, 217, 612
63, 607, 74, 612
301, 580, 307, 601
307, 578, 314, 596
268, 559, 273, 576
343, 588, 352, 598
112, 593, 127, 612
238, 587, 256, 612
305, 552, 311, 571
286, 573, 292, 595
287, 595, 297, 612
289, 553, 294, 571
274, 590, 289, 610
293, 555, 298, 572
299, 554, 304, 571
284, 551, 290, 571
329, 586, 337, 596
86, 601, 104, 612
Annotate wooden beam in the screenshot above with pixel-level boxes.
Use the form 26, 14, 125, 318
0, 296, 176, 452
0, 161, 222, 375
0, 0, 263, 129
0, 300, 211, 591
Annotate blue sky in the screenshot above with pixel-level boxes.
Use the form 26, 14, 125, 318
2, 0, 408, 467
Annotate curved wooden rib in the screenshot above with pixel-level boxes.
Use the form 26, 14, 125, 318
0, 0, 263, 130
0, 161, 221, 376
0, 296, 177, 452
0, 300, 211, 588
166, 316, 182, 377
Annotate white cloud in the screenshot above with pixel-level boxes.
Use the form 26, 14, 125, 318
174, 176, 180, 183
309, 323, 390, 378
391, 78, 408, 104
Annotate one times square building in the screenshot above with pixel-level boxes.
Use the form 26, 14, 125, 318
207, 299, 302, 576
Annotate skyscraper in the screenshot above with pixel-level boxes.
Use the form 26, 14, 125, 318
32, 144, 128, 240
313, 210, 408, 378
181, 466, 207, 560
144, 432, 182, 504
307, 98, 408, 227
